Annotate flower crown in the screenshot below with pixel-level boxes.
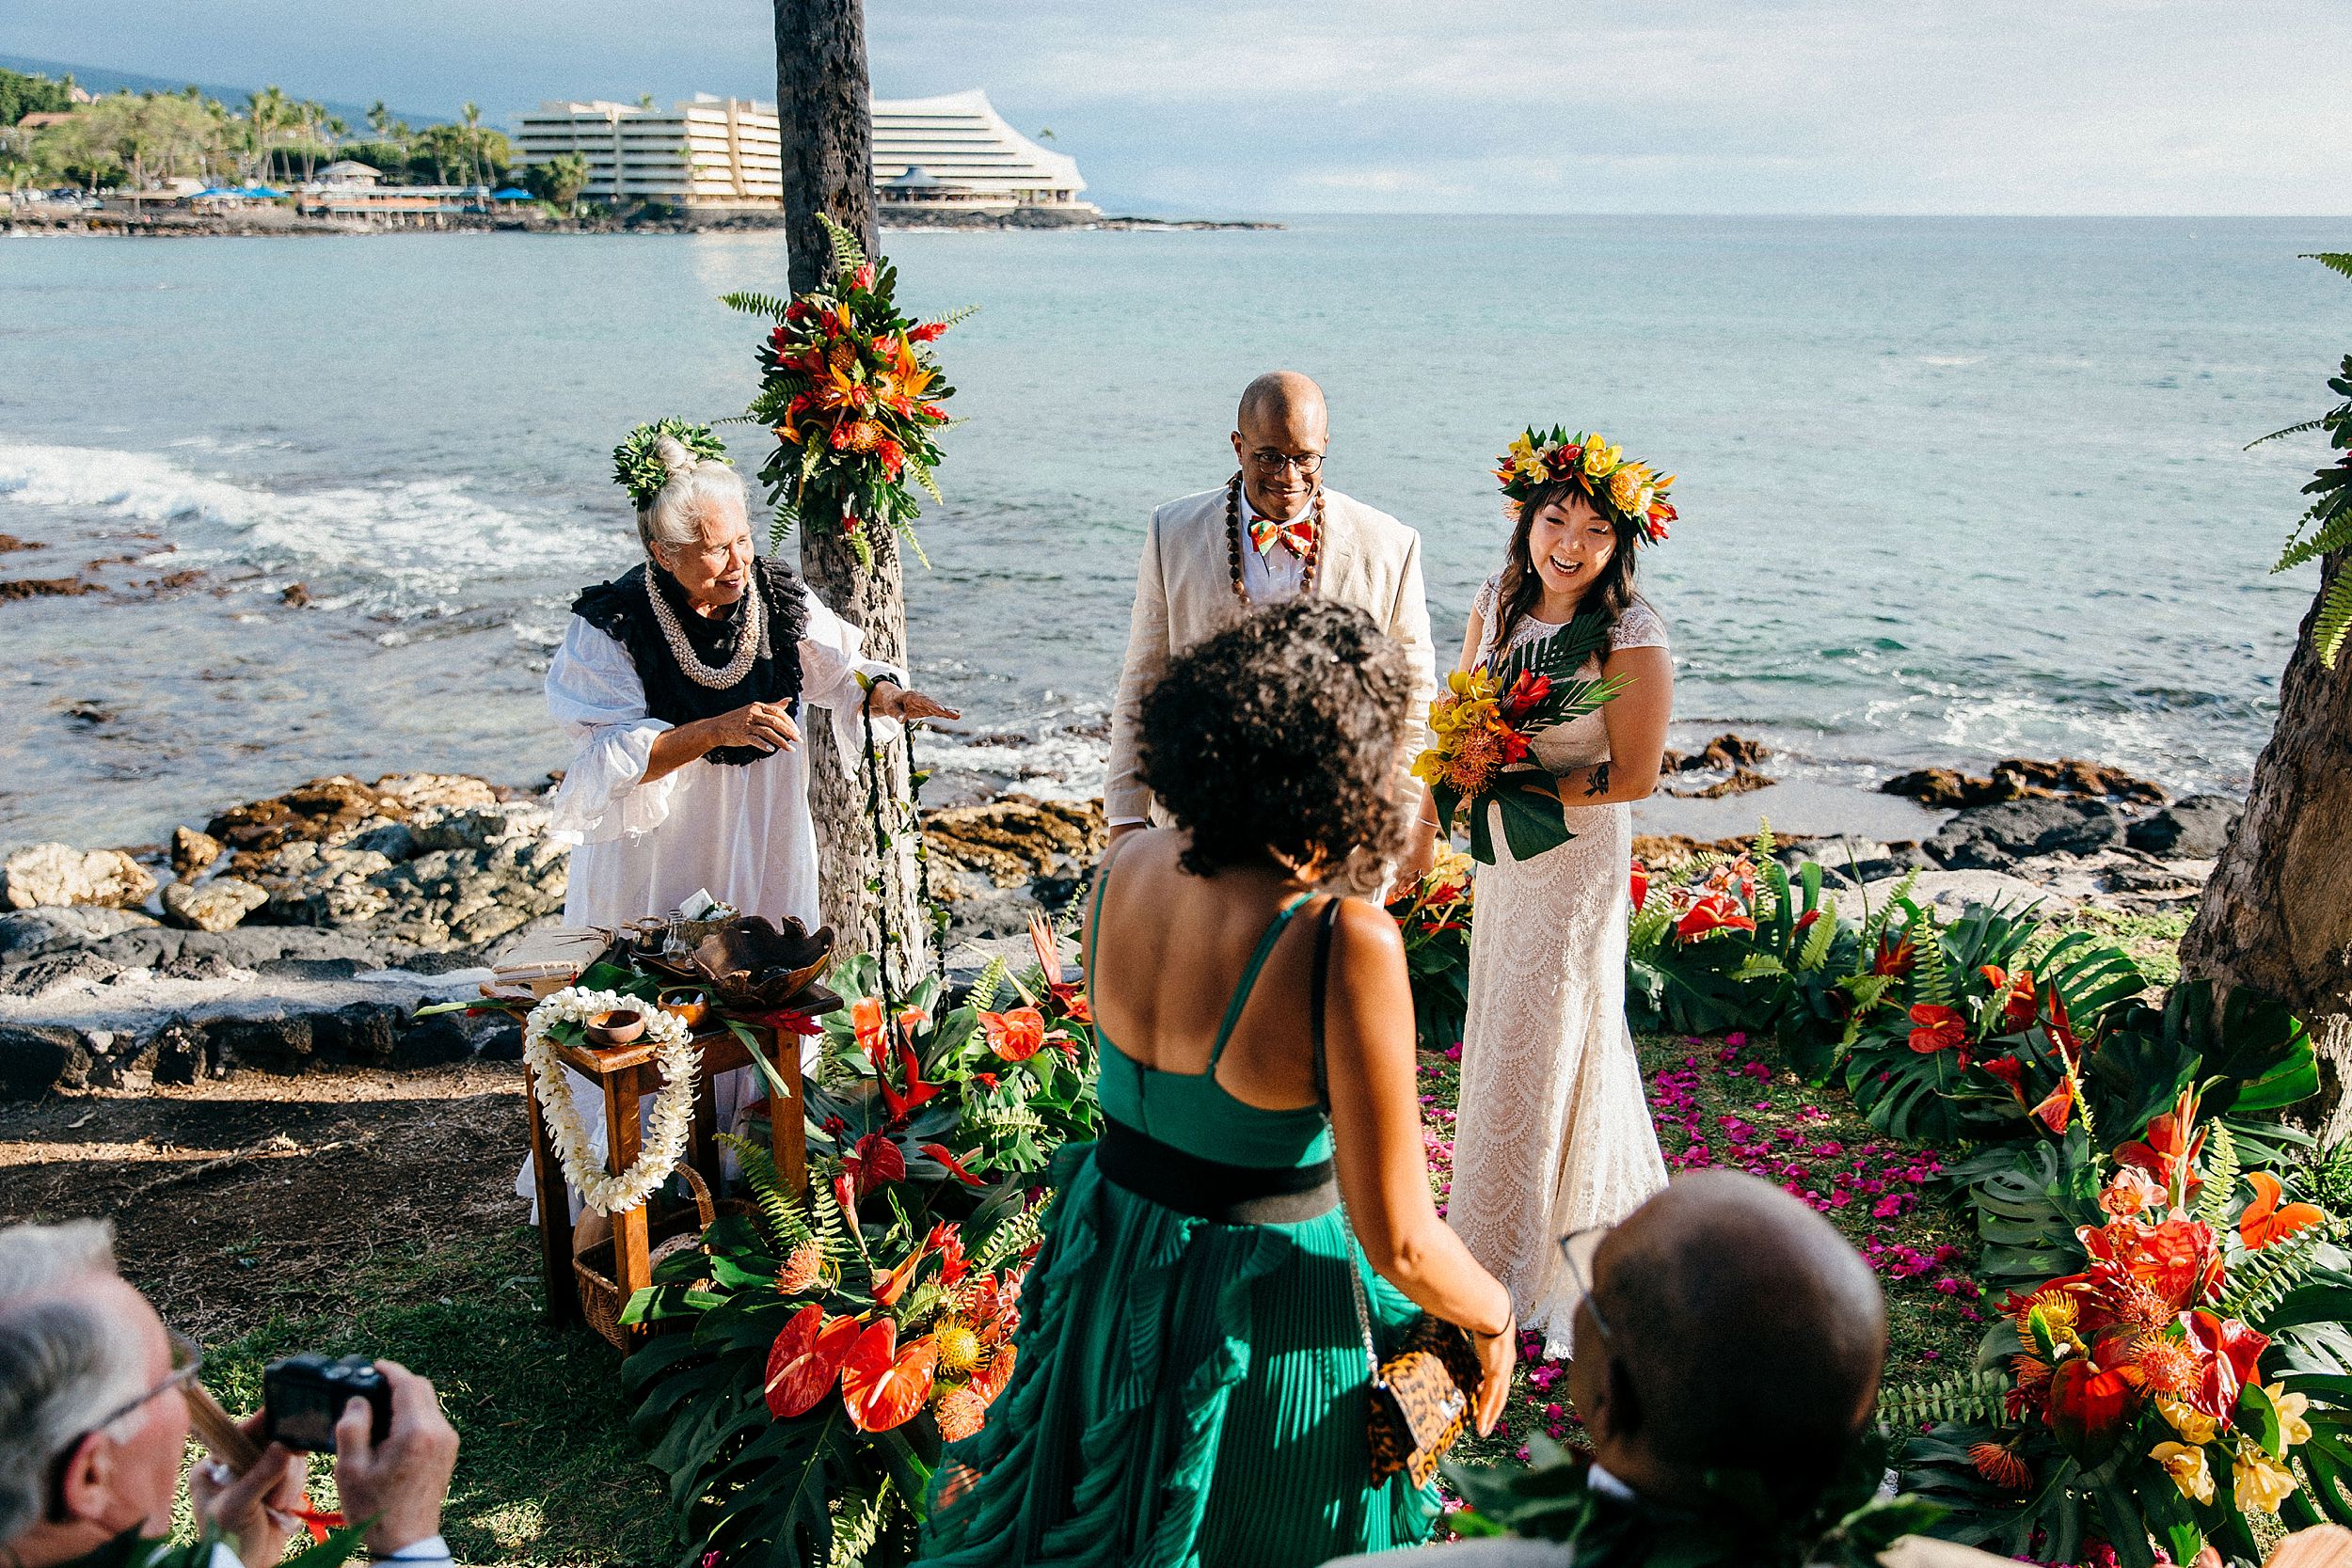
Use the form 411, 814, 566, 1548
612, 419, 731, 510
1495, 425, 1677, 545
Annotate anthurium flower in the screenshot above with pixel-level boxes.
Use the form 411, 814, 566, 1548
2030, 1073, 2076, 1134
2233, 1445, 2298, 1514
2047, 1357, 2135, 1461
841, 1131, 907, 1204
2238, 1171, 2326, 1251
1980, 1054, 2029, 1107
839, 1319, 940, 1433
764, 1303, 860, 1418
2181, 1310, 2269, 1418
1908, 1004, 1968, 1056
981, 1007, 1047, 1062
2152, 1441, 2216, 1504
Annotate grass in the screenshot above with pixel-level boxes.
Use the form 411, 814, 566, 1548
175, 1227, 673, 1568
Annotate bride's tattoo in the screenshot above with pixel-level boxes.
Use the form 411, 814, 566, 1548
1584, 762, 1610, 798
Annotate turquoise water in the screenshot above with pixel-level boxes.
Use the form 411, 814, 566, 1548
1, 215, 2346, 846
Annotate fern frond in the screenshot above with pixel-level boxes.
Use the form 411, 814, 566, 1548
2276, 510, 2352, 572
722, 1132, 815, 1251
1876, 1369, 2010, 1429
1841, 974, 1896, 1015
2196, 1123, 2242, 1230
719, 289, 795, 320
1799, 908, 1838, 972
1752, 818, 1776, 864
818, 213, 867, 277
2314, 571, 2352, 669
2293, 1140, 2352, 1210
2305, 252, 2352, 282
1913, 911, 1953, 1008
2219, 1227, 2329, 1323
973, 1194, 1053, 1273
825, 1479, 892, 1568
1733, 954, 1788, 981
808, 1176, 858, 1263
922, 303, 980, 332
2249, 416, 2333, 451
907, 456, 946, 506
967, 955, 1008, 1016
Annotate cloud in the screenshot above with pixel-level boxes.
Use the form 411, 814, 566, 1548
4, 0, 2346, 214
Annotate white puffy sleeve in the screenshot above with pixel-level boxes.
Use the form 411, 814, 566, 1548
797, 587, 910, 773
543, 616, 679, 845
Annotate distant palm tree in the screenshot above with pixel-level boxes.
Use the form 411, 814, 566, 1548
461, 100, 486, 203
326, 115, 347, 163
244, 85, 289, 182
367, 100, 390, 140
637, 92, 655, 110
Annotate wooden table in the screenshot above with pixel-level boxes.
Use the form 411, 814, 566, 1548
521, 1017, 808, 1334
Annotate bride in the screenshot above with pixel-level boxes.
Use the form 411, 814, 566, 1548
1434, 428, 1677, 1357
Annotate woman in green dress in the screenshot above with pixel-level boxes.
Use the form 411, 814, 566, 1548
917, 600, 1518, 1568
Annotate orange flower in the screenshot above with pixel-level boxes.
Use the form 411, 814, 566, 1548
970, 1342, 1018, 1403
2239, 1170, 2326, 1251
839, 1319, 939, 1433
1676, 893, 1755, 942
981, 1007, 1046, 1062
934, 1386, 990, 1442
851, 997, 886, 1067
1872, 934, 1915, 976
1969, 1441, 2033, 1491
776, 1242, 830, 1296
763, 1303, 859, 1419
1907, 1004, 1967, 1056
1629, 860, 1648, 911
1980, 964, 2039, 1033
2030, 1073, 2075, 1133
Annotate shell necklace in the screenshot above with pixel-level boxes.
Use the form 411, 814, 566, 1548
645, 565, 765, 689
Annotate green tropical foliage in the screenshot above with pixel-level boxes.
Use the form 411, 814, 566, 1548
2252, 253, 2352, 665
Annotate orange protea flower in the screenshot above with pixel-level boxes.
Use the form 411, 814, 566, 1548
1444, 726, 1505, 793
935, 1385, 989, 1443
829, 340, 860, 375
2133, 1337, 2204, 1398
932, 1315, 983, 1377
1969, 1442, 2034, 1492
2007, 1353, 2053, 1420
2109, 1274, 2182, 1338
776, 1242, 830, 1296
843, 420, 884, 453
970, 1342, 1018, 1403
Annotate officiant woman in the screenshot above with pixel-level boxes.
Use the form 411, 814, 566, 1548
516, 422, 956, 1233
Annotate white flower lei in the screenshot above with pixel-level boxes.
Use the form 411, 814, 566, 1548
524, 986, 700, 1215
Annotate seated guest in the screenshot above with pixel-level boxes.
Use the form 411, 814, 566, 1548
1325, 1169, 1888, 1566
915, 600, 1517, 1568
0, 1220, 459, 1568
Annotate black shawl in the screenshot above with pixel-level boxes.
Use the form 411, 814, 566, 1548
571, 558, 810, 767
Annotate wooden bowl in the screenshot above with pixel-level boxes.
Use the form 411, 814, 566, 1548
584, 1008, 647, 1049
657, 988, 710, 1030
689, 917, 834, 1009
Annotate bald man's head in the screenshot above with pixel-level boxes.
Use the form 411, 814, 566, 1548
1570, 1170, 1886, 1502
1236, 371, 1326, 433
1231, 372, 1329, 521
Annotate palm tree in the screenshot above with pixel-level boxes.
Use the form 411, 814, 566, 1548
243, 85, 288, 182
325, 115, 347, 167
367, 100, 390, 140
460, 101, 486, 203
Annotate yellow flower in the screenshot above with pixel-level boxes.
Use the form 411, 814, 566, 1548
2264, 1382, 2313, 1449
1608, 467, 1645, 513
2155, 1395, 2217, 1447
1581, 437, 1619, 477
1505, 433, 1546, 480
932, 1315, 983, 1376
2233, 1445, 2298, 1514
2152, 1441, 2216, 1505
1411, 747, 1451, 787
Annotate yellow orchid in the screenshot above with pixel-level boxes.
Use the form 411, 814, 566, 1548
2233, 1445, 2298, 1514
1581, 436, 1621, 478
2263, 1382, 2313, 1449
2152, 1441, 2216, 1505
2155, 1395, 2217, 1446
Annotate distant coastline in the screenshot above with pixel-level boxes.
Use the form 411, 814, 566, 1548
2, 205, 1281, 238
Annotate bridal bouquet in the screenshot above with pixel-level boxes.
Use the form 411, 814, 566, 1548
1414, 613, 1627, 863
1387, 847, 1476, 1053
724, 215, 974, 562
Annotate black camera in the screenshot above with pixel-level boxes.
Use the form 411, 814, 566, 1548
260, 1354, 391, 1453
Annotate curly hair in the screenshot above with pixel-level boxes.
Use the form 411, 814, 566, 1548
1138, 599, 1413, 879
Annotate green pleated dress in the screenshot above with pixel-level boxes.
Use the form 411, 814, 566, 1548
914, 891, 1438, 1568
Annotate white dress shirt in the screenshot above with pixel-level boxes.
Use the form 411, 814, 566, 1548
1236, 485, 1313, 602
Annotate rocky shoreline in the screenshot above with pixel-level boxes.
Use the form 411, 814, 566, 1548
0, 750, 2235, 1101
2, 206, 1277, 240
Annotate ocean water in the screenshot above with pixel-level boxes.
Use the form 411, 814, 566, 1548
2, 214, 2346, 849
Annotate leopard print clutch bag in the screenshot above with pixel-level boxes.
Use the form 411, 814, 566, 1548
1366, 1311, 1484, 1486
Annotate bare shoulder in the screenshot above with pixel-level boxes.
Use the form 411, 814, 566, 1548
1331, 895, 1407, 962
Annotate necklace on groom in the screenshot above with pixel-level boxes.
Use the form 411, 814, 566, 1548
1224, 471, 1323, 605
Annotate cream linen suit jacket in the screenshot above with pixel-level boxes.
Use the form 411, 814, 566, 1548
1104, 485, 1438, 825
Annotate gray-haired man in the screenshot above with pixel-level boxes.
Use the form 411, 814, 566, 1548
0, 1220, 458, 1568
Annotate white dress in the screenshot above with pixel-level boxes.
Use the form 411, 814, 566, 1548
514, 578, 902, 1219
1444, 579, 1670, 1356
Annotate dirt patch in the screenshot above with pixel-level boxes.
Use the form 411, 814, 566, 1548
0, 1063, 532, 1343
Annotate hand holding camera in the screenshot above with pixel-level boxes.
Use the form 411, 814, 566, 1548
327, 1358, 460, 1557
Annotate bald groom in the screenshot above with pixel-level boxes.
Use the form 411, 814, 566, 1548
1105, 372, 1438, 874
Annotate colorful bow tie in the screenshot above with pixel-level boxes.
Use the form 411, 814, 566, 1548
1248, 512, 1315, 559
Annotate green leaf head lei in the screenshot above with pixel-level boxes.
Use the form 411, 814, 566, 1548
612, 418, 730, 511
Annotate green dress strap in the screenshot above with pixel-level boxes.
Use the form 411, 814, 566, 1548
1205, 892, 1313, 1069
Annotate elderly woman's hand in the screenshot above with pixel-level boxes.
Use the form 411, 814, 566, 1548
868, 681, 961, 724
707, 700, 802, 753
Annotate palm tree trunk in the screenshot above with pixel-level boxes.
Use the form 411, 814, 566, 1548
773, 0, 922, 974
2181, 546, 2352, 1132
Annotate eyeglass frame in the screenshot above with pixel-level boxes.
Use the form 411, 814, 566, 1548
1555, 1225, 1617, 1349
1243, 446, 1326, 478
44, 1327, 205, 1524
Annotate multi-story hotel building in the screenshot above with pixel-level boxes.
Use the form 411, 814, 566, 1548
512, 89, 1092, 214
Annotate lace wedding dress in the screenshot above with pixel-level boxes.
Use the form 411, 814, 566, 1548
1445, 577, 1670, 1356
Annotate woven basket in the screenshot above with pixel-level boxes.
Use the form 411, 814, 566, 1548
574, 1164, 725, 1351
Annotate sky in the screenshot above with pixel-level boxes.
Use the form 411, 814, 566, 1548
5, 0, 2347, 216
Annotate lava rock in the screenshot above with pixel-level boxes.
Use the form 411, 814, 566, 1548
1, 843, 157, 911
315, 1001, 403, 1066
925, 798, 1106, 889
2126, 795, 2242, 860
0, 1023, 91, 1097
170, 825, 224, 880
393, 1009, 475, 1068
161, 877, 268, 932
0, 905, 162, 959
1676, 732, 1772, 772
1927, 799, 2128, 870
0, 949, 124, 998
154, 951, 246, 983
206, 1014, 315, 1073
147, 1021, 213, 1085
82, 927, 187, 970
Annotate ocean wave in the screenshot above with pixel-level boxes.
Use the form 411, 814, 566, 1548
0, 437, 608, 611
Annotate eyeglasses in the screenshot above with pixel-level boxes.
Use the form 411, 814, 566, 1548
46, 1328, 204, 1523
1246, 448, 1324, 477
1556, 1225, 1615, 1348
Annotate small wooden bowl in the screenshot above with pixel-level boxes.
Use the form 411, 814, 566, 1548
584, 1008, 647, 1049
657, 989, 710, 1030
